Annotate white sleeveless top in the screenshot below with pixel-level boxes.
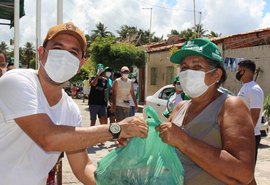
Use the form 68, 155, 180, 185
115, 78, 132, 108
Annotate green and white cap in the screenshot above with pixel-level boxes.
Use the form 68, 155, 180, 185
96, 63, 104, 70
170, 38, 223, 65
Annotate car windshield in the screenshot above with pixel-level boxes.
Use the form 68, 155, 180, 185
158, 87, 175, 100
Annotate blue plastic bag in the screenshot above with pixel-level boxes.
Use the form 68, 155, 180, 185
94, 106, 184, 185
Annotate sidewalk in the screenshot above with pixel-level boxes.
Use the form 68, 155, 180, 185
62, 99, 270, 185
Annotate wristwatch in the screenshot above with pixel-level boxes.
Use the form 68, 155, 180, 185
109, 123, 121, 140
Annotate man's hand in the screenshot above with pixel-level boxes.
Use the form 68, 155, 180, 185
118, 116, 148, 139
97, 68, 104, 76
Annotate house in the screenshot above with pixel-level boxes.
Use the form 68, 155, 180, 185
142, 28, 270, 99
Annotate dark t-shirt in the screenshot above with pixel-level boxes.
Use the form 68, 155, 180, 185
88, 76, 108, 106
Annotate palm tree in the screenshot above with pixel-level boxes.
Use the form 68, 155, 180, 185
23, 42, 35, 68
193, 24, 207, 38
179, 28, 196, 41
117, 25, 138, 41
167, 29, 180, 37
206, 31, 222, 38
91, 22, 113, 40
0, 41, 9, 52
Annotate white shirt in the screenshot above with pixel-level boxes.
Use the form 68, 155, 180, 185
130, 83, 138, 106
0, 69, 82, 185
115, 78, 132, 108
167, 92, 184, 112
237, 81, 264, 136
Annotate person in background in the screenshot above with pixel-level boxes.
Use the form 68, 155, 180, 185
236, 59, 264, 164
103, 67, 114, 122
82, 76, 90, 103
157, 38, 256, 185
88, 65, 108, 127
111, 66, 138, 122
71, 83, 78, 99
0, 50, 8, 77
108, 71, 122, 123
0, 22, 148, 185
129, 72, 139, 116
163, 76, 189, 119
7, 63, 15, 71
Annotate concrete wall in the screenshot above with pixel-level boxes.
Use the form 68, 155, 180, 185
147, 50, 179, 96
146, 45, 270, 98
223, 45, 270, 96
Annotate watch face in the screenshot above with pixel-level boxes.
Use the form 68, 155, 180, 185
110, 124, 121, 134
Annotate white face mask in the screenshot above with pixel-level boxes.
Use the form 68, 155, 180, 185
105, 71, 111, 78
179, 69, 216, 98
40, 49, 80, 83
131, 78, 136, 82
122, 74, 129, 79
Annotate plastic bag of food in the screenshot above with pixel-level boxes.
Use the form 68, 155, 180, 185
94, 106, 184, 185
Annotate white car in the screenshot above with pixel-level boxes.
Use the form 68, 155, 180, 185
143, 85, 236, 122
144, 85, 269, 137
144, 85, 174, 122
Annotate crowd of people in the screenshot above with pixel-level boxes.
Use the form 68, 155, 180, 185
0, 22, 265, 185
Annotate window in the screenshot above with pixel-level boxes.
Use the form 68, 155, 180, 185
150, 67, 157, 85
166, 66, 174, 84
158, 87, 175, 100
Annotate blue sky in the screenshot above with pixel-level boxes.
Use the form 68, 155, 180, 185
264, 0, 270, 14
1, 0, 270, 48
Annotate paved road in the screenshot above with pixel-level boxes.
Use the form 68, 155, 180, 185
62, 99, 270, 185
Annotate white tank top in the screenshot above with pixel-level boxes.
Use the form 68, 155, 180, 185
115, 78, 132, 107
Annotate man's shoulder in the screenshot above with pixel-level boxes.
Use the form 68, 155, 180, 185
248, 81, 264, 95
2, 68, 37, 84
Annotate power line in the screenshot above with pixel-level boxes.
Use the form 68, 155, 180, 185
137, 0, 201, 14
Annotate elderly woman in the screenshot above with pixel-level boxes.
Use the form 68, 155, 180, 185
158, 38, 255, 185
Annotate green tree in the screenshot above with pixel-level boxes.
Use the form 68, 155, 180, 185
22, 42, 35, 68
193, 24, 207, 38
117, 25, 138, 41
152, 35, 164, 42
179, 28, 196, 41
206, 31, 222, 38
178, 24, 220, 41
91, 22, 113, 41
167, 29, 180, 37
0, 41, 9, 52
85, 34, 92, 58
90, 36, 146, 71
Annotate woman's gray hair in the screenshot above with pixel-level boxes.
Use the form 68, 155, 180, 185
207, 59, 227, 86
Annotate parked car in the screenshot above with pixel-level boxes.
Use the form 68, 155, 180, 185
144, 85, 175, 122
144, 85, 269, 137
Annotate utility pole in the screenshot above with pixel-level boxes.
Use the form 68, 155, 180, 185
142, 7, 153, 102
57, 0, 63, 24
36, 0, 41, 69
197, 11, 202, 38
14, 0, 20, 68
193, 0, 196, 28
142, 7, 152, 43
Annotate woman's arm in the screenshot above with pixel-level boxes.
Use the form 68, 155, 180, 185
159, 96, 255, 185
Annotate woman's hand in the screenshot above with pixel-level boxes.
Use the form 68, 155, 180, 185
156, 122, 182, 147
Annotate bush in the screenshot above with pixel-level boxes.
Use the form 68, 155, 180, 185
264, 95, 270, 120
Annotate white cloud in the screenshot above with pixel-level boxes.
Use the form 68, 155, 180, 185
0, 0, 270, 49
261, 12, 270, 28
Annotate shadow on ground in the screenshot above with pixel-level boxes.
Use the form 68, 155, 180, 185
87, 143, 116, 154
259, 143, 270, 149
